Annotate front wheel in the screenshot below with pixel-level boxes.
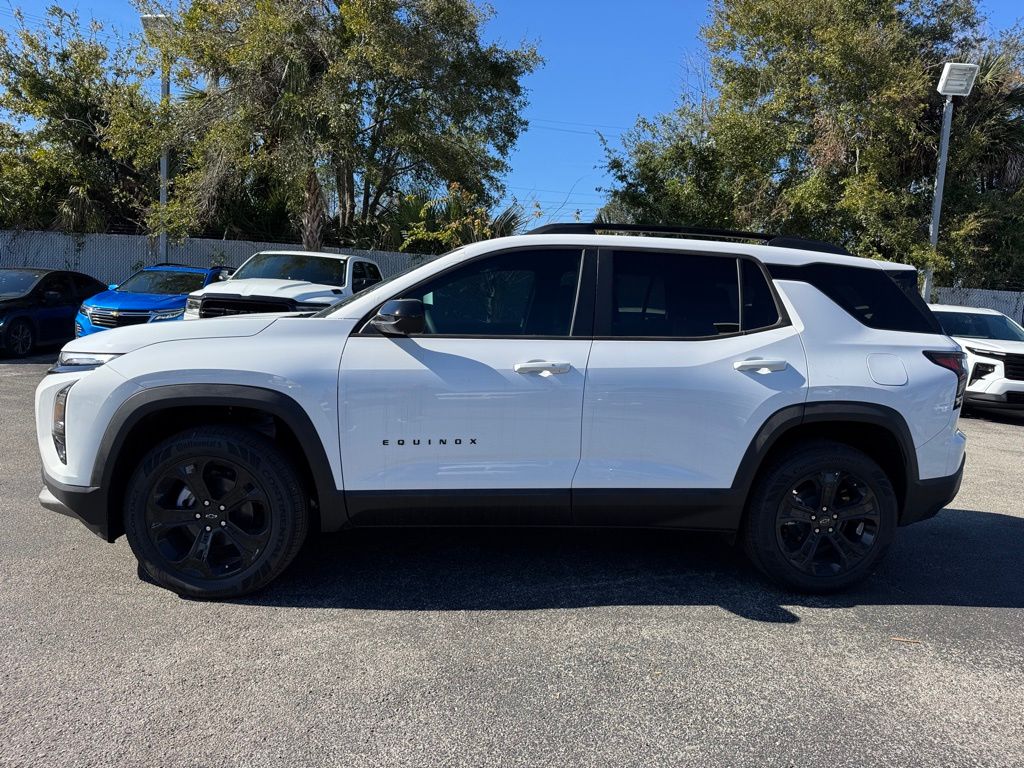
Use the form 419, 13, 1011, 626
5, 319, 34, 357
742, 441, 897, 593
123, 425, 309, 599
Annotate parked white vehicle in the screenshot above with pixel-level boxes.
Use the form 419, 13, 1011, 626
183, 250, 382, 319
930, 303, 1024, 411
36, 224, 967, 599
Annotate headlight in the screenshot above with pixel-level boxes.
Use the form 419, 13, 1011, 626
151, 308, 185, 322
78, 304, 93, 319
965, 346, 1005, 359
52, 382, 74, 463
184, 297, 201, 319
51, 351, 121, 373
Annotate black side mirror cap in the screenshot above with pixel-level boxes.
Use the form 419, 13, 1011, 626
371, 298, 425, 336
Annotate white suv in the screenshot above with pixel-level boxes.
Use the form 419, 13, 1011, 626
36, 224, 967, 598
930, 303, 1024, 411
183, 250, 382, 319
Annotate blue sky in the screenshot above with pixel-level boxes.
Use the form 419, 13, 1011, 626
2, 0, 1021, 223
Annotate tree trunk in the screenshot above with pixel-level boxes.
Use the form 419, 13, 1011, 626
301, 169, 325, 251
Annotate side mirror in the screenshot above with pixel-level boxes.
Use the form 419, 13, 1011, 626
108, 283, 119, 290
42, 290, 62, 305
371, 298, 424, 336
216, 267, 235, 281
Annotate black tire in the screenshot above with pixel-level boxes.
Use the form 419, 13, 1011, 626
742, 440, 897, 593
4, 319, 34, 357
123, 425, 309, 599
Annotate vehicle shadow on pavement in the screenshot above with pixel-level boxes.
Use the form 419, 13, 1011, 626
241, 508, 1024, 622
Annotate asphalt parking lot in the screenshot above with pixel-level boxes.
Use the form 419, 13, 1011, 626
1, 355, 1023, 768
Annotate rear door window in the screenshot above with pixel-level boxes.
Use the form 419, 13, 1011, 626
603, 251, 781, 338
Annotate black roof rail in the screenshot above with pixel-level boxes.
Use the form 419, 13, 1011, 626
150, 261, 190, 267
527, 222, 772, 241
526, 222, 852, 256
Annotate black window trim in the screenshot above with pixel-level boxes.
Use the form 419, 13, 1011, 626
354, 245, 598, 339
592, 245, 791, 341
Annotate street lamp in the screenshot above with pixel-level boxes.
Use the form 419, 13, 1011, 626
921, 62, 979, 299
141, 13, 173, 264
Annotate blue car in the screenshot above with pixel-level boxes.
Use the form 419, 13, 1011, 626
76, 264, 231, 337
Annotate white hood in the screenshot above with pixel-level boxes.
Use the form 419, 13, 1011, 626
63, 315, 278, 355
953, 336, 1024, 356
193, 278, 344, 303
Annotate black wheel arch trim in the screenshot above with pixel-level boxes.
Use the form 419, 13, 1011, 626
730, 400, 925, 524
93, 384, 347, 537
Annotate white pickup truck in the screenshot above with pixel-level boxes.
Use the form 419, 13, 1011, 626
184, 250, 383, 319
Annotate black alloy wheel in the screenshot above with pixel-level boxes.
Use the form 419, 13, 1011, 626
775, 469, 881, 578
144, 456, 273, 579
743, 441, 897, 593
124, 425, 308, 599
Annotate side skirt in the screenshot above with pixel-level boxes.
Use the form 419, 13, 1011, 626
345, 488, 742, 531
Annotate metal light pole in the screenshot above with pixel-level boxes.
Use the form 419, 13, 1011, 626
141, 14, 173, 264
921, 62, 979, 300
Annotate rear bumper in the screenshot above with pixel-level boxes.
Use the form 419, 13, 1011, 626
40, 469, 112, 541
900, 453, 965, 526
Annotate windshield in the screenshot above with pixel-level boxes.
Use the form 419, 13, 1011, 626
233, 253, 347, 286
0, 270, 42, 297
935, 310, 1024, 342
117, 270, 207, 295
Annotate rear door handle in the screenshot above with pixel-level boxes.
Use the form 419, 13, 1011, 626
733, 359, 789, 373
514, 360, 571, 375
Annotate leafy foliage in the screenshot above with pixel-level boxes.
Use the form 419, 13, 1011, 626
602, 0, 1024, 289
0, 7, 154, 233
134, 0, 540, 249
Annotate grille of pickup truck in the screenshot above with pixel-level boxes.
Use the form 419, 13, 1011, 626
199, 296, 295, 318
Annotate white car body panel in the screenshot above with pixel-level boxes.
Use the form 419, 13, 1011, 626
339, 336, 592, 490
577, 327, 808, 489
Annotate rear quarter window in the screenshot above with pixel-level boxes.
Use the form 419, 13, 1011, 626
768, 263, 941, 334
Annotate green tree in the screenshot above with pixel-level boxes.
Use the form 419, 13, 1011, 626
602, 0, 1024, 289
399, 182, 530, 254
0, 7, 154, 233
135, 0, 540, 249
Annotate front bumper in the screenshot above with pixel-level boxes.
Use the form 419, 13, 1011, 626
965, 391, 1024, 410
40, 469, 112, 541
900, 454, 965, 526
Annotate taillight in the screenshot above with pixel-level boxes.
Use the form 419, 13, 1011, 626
924, 350, 968, 409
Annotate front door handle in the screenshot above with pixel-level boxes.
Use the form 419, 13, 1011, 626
733, 358, 789, 373
514, 360, 571, 375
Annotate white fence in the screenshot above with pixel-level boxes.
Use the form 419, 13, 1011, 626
0, 230, 426, 285
933, 286, 1024, 324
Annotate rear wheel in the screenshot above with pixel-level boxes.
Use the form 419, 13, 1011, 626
743, 441, 897, 593
5, 319, 34, 357
123, 425, 308, 599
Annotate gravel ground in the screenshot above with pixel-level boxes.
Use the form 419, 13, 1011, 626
1, 354, 1022, 767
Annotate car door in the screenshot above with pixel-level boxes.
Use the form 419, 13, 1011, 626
574, 247, 808, 527
32, 273, 77, 343
338, 247, 595, 525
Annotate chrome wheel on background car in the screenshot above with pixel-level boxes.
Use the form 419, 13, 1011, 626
743, 441, 897, 593
123, 425, 308, 599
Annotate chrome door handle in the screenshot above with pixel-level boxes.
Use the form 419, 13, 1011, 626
733, 359, 788, 373
514, 360, 571, 375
